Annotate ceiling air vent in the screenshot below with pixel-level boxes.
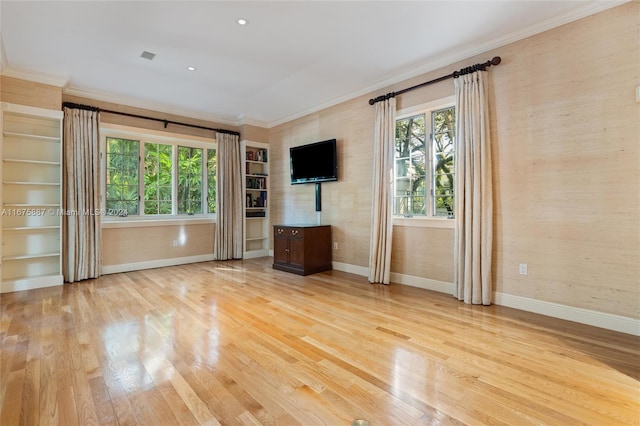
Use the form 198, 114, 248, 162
140, 51, 156, 60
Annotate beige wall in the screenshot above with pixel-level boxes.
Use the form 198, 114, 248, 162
240, 123, 269, 142
102, 224, 214, 266
269, 2, 640, 319
1, 76, 62, 109
62, 94, 239, 139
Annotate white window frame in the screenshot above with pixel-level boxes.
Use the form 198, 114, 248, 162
101, 124, 216, 224
393, 96, 455, 229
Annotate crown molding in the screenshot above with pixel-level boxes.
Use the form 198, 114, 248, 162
235, 114, 269, 129
63, 86, 239, 127
0, 66, 69, 88
267, 0, 629, 128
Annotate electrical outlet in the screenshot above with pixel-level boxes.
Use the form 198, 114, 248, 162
519, 263, 528, 275
333, 242, 338, 250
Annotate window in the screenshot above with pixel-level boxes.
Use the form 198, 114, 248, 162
178, 146, 203, 214
207, 149, 217, 213
394, 103, 455, 217
102, 128, 216, 218
106, 137, 139, 215
144, 143, 173, 215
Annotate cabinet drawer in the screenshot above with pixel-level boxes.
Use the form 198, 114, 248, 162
274, 227, 304, 238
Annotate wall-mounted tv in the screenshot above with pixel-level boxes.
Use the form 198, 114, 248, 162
290, 138, 338, 184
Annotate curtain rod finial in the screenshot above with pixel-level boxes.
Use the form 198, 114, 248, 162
491, 56, 501, 65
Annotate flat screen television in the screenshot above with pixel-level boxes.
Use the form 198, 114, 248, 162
290, 139, 338, 184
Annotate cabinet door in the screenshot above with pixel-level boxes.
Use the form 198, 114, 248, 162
288, 237, 305, 268
273, 235, 289, 265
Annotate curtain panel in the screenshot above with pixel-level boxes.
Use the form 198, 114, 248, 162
368, 97, 396, 284
214, 132, 243, 260
62, 107, 102, 282
454, 71, 493, 305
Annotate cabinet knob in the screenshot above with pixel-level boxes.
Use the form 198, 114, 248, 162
277, 228, 283, 234
292, 229, 298, 236
285, 248, 289, 252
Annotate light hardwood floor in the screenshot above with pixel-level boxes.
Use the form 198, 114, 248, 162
1, 258, 638, 425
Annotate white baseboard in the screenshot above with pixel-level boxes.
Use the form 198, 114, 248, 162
494, 292, 640, 337
102, 254, 214, 275
332, 261, 369, 277
244, 249, 269, 259
1, 274, 63, 293
391, 272, 454, 294
330, 262, 640, 336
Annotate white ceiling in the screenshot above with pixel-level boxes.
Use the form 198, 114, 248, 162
0, 1, 624, 127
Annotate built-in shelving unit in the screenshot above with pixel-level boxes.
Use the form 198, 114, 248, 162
1, 102, 64, 293
242, 140, 269, 259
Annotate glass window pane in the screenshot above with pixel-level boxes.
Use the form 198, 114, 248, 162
432, 107, 455, 217
395, 114, 427, 216
105, 137, 139, 216
207, 150, 217, 212
144, 142, 172, 215
144, 201, 158, 215
178, 146, 203, 214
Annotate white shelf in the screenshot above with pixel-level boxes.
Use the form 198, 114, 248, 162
3, 158, 61, 166
243, 141, 269, 258
3, 225, 61, 231
2, 103, 64, 293
3, 181, 60, 186
3, 131, 60, 141
3, 252, 61, 261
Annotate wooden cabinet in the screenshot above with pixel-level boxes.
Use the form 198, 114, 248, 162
272, 225, 331, 276
242, 140, 269, 258
1, 102, 64, 293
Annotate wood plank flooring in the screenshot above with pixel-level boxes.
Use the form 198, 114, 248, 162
1, 258, 639, 425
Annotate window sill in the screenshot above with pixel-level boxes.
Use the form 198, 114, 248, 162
102, 216, 215, 229
393, 216, 455, 229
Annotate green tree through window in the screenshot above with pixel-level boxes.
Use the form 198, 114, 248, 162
207, 149, 217, 213
106, 137, 139, 215
178, 146, 203, 214
394, 114, 426, 216
394, 104, 455, 217
104, 132, 216, 216
144, 143, 173, 215
432, 107, 455, 216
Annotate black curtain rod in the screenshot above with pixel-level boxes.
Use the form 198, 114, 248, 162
62, 101, 241, 137
368, 56, 502, 105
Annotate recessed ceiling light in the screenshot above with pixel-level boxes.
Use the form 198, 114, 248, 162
187, 66, 196, 71
237, 18, 248, 25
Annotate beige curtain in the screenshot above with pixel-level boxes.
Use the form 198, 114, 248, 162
454, 71, 493, 304
62, 107, 101, 282
214, 132, 243, 260
368, 97, 396, 284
